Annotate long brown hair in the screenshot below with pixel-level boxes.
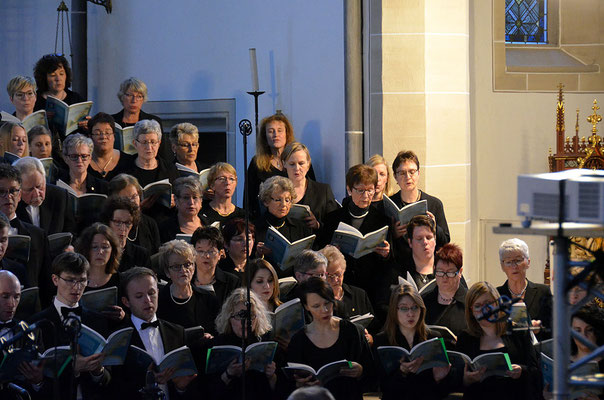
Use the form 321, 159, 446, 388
244, 258, 282, 309
465, 281, 507, 337
255, 113, 295, 172
383, 284, 428, 345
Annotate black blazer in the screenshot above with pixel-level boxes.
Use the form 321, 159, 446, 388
56, 168, 109, 194
119, 241, 151, 272
298, 178, 340, 229
497, 279, 553, 340
16, 183, 76, 235
422, 284, 468, 347
111, 318, 197, 399
123, 157, 180, 188
129, 214, 161, 255
28, 305, 111, 400
0, 258, 29, 288
194, 267, 240, 310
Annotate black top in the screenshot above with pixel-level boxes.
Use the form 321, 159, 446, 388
119, 241, 151, 272
157, 284, 220, 334
497, 279, 553, 341
157, 209, 210, 244
123, 157, 180, 187
193, 267, 241, 309
373, 329, 450, 400
34, 89, 85, 111
422, 284, 468, 347
245, 155, 316, 219
287, 319, 373, 400
128, 213, 161, 255
217, 255, 244, 282
390, 190, 450, 265
297, 178, 340, 229
200, 202, 246, 230
87, 151, 135, 182
56, 167, 109, 194
334, 283, 379, 333
111, 109, 174, 163
455, 330, 541, 400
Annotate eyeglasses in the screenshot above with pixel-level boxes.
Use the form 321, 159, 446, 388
395, 169, 418, 177
177, 142, 199, 149
91, 244, 111, 252
502, 258, 525, 267
270, 196, 292, 204
434, 270, 460, 278
110, 219, 133, 228
91, 131, 113, 138
0, 188, 21, 198
196, 249, 219, 257
397, 305, 420, 313
58, 276, 88, 288
351, 187, 375, 196
326, 272, 344, 280
124, 93, 144, 101
215, 176, 237, 184
67, 154, 91, 161
301, 271, 326, 279
14, 91, 36, 100
135, 139, 159, 147
168, 261, 194, 272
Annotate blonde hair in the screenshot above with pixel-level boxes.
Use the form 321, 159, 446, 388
207, 162, 237, 190
465, 281, 507, 337
281, 142, 311, 165
383, 284, 428, 345
214, 288, 272, 337
0, 122, 29, 157
158, 239, 196, 277
367, 154, 392, 196
117, 77, 148, 103
319, 245, 346, 272
6, 76, 36, 98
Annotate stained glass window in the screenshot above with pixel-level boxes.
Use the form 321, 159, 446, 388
505, 0, 547, 44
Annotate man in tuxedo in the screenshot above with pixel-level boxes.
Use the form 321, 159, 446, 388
28, 252, 111, 400
13, 157, 75, 235
114, 267, 197, 399
0, 164, 52, 304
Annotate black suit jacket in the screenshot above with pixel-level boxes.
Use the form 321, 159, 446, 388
298, 178, 340, 230
112, 318, 196, 399
28, 305, 111, 400
16, 183, 76, 235
9, 218, 53, 305
119, 241, 151, 272
497, 279, 553, 340
0, 258, 29, 288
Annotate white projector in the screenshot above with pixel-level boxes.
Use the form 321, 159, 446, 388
517, 169, 604, 223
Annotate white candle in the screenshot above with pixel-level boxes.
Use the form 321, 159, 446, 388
249, 48, 259, 91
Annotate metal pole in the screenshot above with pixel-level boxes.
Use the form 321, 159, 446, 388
71, 0, 88, 99
552, 236, 570, 400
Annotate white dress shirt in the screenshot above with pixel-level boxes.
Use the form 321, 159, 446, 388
26, 204, 41, 228
131, 314, 169, 398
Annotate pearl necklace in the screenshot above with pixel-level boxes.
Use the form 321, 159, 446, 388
170, 285, 193, 305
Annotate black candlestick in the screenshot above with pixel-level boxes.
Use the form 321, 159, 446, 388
246, 91, 265, 134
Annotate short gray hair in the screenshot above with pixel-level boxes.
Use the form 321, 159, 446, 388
259, 175, 296, 205
295, 249, 328, 275
158, 239, 195, 277
117, 77, 148, 103
133, 119, 162, 142
499, 238, 529, 261
173, 176, 203, 198
169, 122, 198, 144
13, 156, 46, 178
62, 133, 93, 157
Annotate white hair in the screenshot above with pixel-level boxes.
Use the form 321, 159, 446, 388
133, 119, 162, 142
499, 238, 529, 261
13, 156, 45, 178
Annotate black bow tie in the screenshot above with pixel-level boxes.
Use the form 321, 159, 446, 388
9, 219, 19, 229
61, 306, 82, 319
141, 320, 160, 330
0, 320, 16, 330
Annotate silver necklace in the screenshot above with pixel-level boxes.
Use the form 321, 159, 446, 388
438, 292, 454, 303
509, 280, 528, 298
170, 285, 192, 305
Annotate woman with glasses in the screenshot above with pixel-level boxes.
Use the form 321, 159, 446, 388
170, 122, 208, 173
318, 164, 391, 302
108, 173, 161, 255
87, 112, 134, 181
201, 162, 245, 228
100, 196, 151, 272
218, 218, 255, 277
0, 121, 29, 159
421, 243, 468, 347
287, 277, 372, 400
254, 176, 313, 276
246, 113, 316, 219
6, 76, 37, 121
390, 150, 450, 265
76, 223, 126, 322
191, 226, 240, 308
457, 281, 540, 400
58, 133, 108, 194
156, 239, 220, 334
374, 283, 452, 400
124, 119, 179, 188
159, 176, 207, 243
208, 288, 279, 400
496, 238, 552, 340
281, 142, 338, 231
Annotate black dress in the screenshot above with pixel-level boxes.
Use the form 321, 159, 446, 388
128, 213, 161, 255
87, 151, 135, 182
123, 157, 180, 187
297, 178, 340, 230
455, 330, 541, 400
390, 189, 450, 266
373, 329, 451, 400
422, 285, 468, 348
200, 202, 246, 230
157, 284, 220, 334
287, 319, 373, 400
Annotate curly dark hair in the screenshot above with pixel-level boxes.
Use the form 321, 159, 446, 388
191, 226, 224, 251
100, 196, 141, 228
33, 54, 72, 93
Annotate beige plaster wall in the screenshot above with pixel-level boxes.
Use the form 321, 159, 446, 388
470, 0, 604, 285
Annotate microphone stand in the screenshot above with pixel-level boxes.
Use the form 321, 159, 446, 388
64, 316, 81, 400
